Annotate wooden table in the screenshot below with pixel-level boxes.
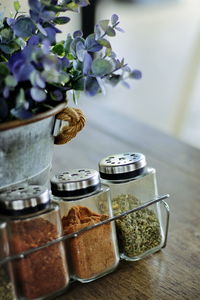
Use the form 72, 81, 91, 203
53, 104, 200, 299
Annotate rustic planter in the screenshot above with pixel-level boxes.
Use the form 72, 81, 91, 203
0, 103, 66, 191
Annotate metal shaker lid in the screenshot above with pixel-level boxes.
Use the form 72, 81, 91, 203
51, 169, 101, 198
99, 152, 146, 180
0, 185, 50, 215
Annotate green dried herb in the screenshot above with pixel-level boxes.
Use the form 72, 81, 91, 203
0, 265, 14, 300
112, 194, 162, 257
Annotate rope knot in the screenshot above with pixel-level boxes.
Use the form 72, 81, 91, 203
54, 107, 86, 145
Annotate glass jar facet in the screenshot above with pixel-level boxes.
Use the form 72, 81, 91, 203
99, 153, 166, 261
0, 185, 70, 300
51, 169, 119, 283
0, 222, 16, 300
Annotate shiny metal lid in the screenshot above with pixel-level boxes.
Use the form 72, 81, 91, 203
0, 185, 50, 215
51, 169, 100, 198
99, 152, 146, 180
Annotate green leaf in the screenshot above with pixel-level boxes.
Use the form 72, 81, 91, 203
52, 43, 65, 56
91, 58, 113, 77
5, 75, 17, 87
16, 88, 25, 108
105, 47, 112, 57
66, 3, 79, 12
0, 44, 12, 54
97, 38, 111, 49
0, 63, 9, 76
67, 53, 74, 60
0, 28, 13, 41
0, 12, 4, 29
0, 54, 8, 62
42, 68, 59, 83
0, 41, 20, 54
14, 1, 21, 12
40, 0, 67, 12
73, 60, 83, 72
73, 78, 84, 91
64, 34, 73, 54
106, 26, 116, 37
99, 20, 109, 32
14, 17, 36, 38
59, 73, 70, 84
0, 40, 20, 54
16, 37, 26, 49
54, 16, 70, 24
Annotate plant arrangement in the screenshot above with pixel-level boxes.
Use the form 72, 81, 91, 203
0, 0, 141, 123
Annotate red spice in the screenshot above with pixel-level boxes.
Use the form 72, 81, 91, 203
62, 205, 117, 280
11, 217, 69, 299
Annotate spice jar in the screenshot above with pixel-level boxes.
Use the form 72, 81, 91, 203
0, 222, 16, 300
0, 185, 69, 300
99, 152, 166, 261
50, 169, 119, 283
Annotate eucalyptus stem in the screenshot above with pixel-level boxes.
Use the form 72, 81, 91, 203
100, 21, 120, 39
0, 54, 8, 62
13, 12, 18, 19
102, 64, 128, 79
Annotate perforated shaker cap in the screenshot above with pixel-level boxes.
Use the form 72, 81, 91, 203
0, 185, 50, 216
99, 152, 146, 180
50, 169, 101, 198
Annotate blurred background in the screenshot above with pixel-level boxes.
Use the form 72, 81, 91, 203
3, 0, 200, 148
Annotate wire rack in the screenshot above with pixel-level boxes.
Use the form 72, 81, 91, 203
0, 194, 170, 266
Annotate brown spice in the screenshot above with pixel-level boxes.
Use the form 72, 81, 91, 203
62, 205, 117, 280
11, 217, 69, 299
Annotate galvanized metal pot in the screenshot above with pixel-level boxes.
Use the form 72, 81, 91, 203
0, 103, 66, 191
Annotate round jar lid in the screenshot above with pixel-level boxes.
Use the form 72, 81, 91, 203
0, 185, 50, 215
51, 169, 100, 198
99, 152, 146, 180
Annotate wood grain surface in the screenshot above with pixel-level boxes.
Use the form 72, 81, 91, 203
53, 104, 200, 300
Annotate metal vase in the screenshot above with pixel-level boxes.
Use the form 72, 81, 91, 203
0, 104, 65, 191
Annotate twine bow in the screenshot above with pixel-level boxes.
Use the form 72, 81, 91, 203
54, 107, 86, 145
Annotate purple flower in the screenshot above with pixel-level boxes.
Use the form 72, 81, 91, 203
8, 47, 34, 81
130, 70, 142, 80
83, 52, 92, 75
61, 57, 70, 69
11, 107, 33, 119
28, 35, 40, 46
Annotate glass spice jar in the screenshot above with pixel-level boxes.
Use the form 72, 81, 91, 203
0, 222, 16, 300
99, 152, 166, 261
0, 185, 70, 300
50, 169, 119, 283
